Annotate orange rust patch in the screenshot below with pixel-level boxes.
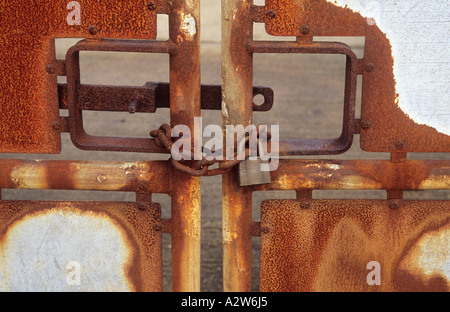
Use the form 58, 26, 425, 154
260, 199, 450, 292
0, 1, 157, 153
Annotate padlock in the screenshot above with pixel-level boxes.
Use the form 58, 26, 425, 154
239, 158, 272, 186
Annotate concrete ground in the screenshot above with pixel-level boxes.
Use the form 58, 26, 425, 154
1, 1, 448, 291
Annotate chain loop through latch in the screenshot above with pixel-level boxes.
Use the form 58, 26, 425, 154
150, 124, 271, 177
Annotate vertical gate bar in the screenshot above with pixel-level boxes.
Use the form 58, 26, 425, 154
222, 0, 254, 292
168, 0, 202, 292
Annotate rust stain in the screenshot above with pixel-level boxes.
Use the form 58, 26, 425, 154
260, 199, 450, 292
254, 159, 449, 192
10, 163, 49, 189
395, 225, 450, 291
263, 0, 449, 152
0, 201, 162, 292
0, 159, 172, 194
0, 0, 157, 153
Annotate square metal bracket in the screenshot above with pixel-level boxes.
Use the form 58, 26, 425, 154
65, 39, 171, 153
248, 41, 358, 156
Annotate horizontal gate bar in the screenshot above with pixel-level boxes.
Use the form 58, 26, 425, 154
247, 40, 355, 55
251, 159, 450, 191
57, 83, 274, 113
0, 160, 171, 193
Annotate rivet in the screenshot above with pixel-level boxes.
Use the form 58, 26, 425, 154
153, 224, 162, 232
395, 141, 405, 150
265, 10, 276, 19
46, 64, 56, 74
365, 63, 375, 72
137, 203, 147, 211
300, 25, 311, 35
88, 26, 98, 35
389, 201, 400, 210
52, 121, 61, 131
361, 121, 371, 130
300, 202, 311, 209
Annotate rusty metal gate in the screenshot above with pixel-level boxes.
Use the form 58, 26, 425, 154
0, 0, 449, 292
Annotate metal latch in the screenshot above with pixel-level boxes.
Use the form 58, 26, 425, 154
61, 39, 274, 153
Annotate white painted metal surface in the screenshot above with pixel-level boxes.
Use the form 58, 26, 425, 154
0, 208, 134, 292
327, 0, 449, 135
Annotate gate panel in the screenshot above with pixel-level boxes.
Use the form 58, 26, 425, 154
0, 201, 162, 292
263, 0, 450, 152
1, 0, 201, 292
260, 199, 449, 292
0, 0, 157, 153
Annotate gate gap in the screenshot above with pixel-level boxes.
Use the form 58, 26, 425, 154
162, 233, 172, 292
408, 153, 450, 160
157, 14, 169, 41
253, 53, 347, 140
75, 51, 170, 138
152, 193, 172, 219
252, 190, 297, 221
253, 23, 296, 41
252, 235, 261, 292
1, 189, 136, 202
404, 190, 450, 200
313, 190, 387, 200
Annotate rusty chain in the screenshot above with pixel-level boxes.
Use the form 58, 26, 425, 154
150, 124, 271, 177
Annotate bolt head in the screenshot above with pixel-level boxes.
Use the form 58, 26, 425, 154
365, 63, 375, 72
389, 201, 400, 210
137, 203, 147, 211
46, 65, 55, 74
265, 10, 276, 19
395, 141, 405, 150
88, 26, 98, 35
300, 25, 311, 35
153, 224, 162, 232
52, 121, 61, 131
300, 202, 311, 209
361, 121, 371, 130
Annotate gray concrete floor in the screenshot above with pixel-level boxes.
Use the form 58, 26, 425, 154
1, 1, 448, 292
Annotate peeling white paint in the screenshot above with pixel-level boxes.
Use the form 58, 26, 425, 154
326, 164, 341, 170
326, 0, 449, 135
400, 226, 450, 283
10, 165, 48, 189
0, 209, 133, 292
181, 13, 197, 39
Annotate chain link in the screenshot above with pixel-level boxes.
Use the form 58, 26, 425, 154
150, 124, 271, 177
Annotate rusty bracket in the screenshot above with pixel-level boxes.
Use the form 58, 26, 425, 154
61, 39, 273, 153
248, 41, 358, 156
65, 39, 173, 153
